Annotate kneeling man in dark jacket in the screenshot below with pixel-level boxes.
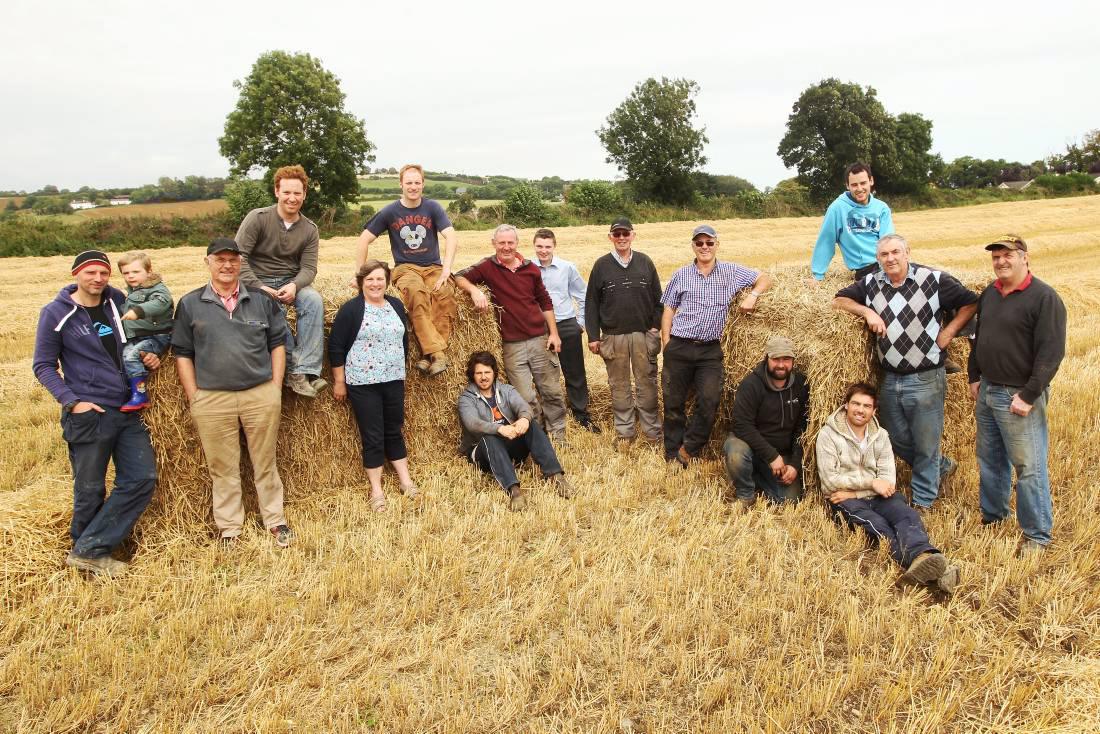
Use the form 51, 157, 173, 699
723, 335, 809, 506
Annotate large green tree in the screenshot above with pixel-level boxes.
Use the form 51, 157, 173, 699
597, 77, 708, 205
777, 79, 937, 200
219, 51, 375, 219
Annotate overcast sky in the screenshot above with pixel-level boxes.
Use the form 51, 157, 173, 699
3, 0, 1097, 192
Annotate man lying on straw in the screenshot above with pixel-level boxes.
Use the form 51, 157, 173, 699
816, 382, 959, 594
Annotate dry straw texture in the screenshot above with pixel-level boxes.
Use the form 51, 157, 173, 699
2, 196, 1099, 732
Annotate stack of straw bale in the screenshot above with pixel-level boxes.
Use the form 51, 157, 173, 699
144, 266, 987, 527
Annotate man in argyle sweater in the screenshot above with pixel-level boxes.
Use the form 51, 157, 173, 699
832, 234, 978, 510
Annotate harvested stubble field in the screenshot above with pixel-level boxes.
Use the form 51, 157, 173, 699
2, 196, 1099, 733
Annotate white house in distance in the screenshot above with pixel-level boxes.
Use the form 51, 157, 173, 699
69, 199, 96, 210
109, 196, 132, 206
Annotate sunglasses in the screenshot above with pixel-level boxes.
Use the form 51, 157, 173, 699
693, 240, 717, 248
611, 230, 632, 238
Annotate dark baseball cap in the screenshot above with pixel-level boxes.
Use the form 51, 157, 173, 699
692, 224, 717, 240
609, 218, 633, 233
207, 238, 241, 255
985, 234, 1028, 252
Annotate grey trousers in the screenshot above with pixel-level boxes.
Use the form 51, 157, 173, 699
600, 331, 661, 439
502, 335, 567, 436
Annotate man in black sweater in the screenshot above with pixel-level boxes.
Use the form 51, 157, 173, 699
584, 218, 664, 445
968, 235, 1066, 556
723, 336, 810, 506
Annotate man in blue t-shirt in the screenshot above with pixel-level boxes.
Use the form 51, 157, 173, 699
808, 162, 894, 284
355, 164, 459, 375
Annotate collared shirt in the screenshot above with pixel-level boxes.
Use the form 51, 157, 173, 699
536, 256, 587, 328
211, 282, 240, 316
611, 249, 633, 268
836, 263, 978, 374
661, 260, 759, 341
994, 271, 1033, 296
457, 256, 553, 342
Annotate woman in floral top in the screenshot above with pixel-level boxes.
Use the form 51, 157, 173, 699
329, 260, 416, 512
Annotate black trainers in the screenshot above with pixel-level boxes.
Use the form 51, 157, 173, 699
270, 525, 294, 548
576, 416, 602, 434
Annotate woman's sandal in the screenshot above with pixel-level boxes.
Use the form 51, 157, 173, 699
370, 493, 387, 513
400, 482, 420, 501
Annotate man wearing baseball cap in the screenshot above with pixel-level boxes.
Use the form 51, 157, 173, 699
33, 250, 159, 576
968, 234, 1066, 556
172, 238, 294, 548
660, 224, 772, 466
584, 218, 665, 446
723, 335, 809, 505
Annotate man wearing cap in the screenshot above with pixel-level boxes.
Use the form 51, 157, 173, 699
833, 234, 978, 510
455, 224, 567, 440
968, 235, 1066, 556
809, 162, 894, 284
723, 335, 809, 505
33, 250, 159, 576
584, 218, 664, 445
171, 239, 294, 548
660, 224, 772, 465
234, 164, 324, 398
533, 228, 599, 433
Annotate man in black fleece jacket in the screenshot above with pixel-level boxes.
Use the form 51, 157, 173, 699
967, 235, 1066, 556
723, 336, 810, 506
584, 218, 664, 443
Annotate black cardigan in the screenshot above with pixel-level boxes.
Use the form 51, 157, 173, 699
327, 293, 410, 368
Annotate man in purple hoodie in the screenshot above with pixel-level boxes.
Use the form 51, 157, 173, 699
33, 251, 158, 577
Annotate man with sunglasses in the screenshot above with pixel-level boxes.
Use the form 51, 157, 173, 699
584, 218, 664, 446
660, 225, 772, 466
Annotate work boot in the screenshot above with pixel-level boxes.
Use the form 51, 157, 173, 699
903, 552, 948, 585
415, 358, 431, 374
1017, 538, 1047, 557
428, 353, 449, 376
285, 373, 317, 398
508, 484, 527, 511
944, 358, 962, 375
119, 376, 150, 412
575, 416, 602, 434
935, 565, 961, 595
65, 552, 128, 577
550, 473, 574, 499
309, 376, 329, 393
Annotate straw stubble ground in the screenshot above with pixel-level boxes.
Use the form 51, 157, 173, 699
2, 197, 1099, 732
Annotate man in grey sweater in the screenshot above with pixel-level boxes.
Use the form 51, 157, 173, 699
171, 239, 293, 547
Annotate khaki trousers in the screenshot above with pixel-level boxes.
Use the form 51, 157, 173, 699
501, 335, 567, 437
600, 331, 661, 439
392, 263, 457, 356
190, 381, 285, 537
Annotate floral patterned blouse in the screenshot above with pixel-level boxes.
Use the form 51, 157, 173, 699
344, 299, 407, 385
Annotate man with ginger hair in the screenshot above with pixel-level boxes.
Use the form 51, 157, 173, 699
234, 164, 324, 398
356, 163, 458, 376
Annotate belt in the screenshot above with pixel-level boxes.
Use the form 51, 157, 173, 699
670, 334, 720, 346
986, 380, 1024, 390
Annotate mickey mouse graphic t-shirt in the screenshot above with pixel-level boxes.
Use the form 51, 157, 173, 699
364, 199, 452, 266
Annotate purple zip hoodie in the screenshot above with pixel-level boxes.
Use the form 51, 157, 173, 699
33, 284, 131, 408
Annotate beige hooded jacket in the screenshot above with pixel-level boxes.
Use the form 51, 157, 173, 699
815, 406, 896, 499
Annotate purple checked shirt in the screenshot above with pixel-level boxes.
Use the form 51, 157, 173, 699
661, 260, 759, 341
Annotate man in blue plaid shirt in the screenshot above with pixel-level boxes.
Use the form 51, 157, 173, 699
660, 225, 772, 466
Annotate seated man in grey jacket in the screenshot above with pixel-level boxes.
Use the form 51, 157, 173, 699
816, 382, 958, 593
457, 351, 572, 511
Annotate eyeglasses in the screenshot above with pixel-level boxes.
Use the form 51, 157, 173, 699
693, 240, 717, 248
611, 230, 632, 238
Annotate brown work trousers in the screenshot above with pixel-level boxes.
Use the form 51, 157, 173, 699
600, 331, 661, 440
501, 335, 567, 437
190, 381, 286, 538
392, 263, 457, 356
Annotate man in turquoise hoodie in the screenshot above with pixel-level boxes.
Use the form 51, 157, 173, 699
809, 162, 894, 283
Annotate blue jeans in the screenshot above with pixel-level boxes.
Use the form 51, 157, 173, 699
722, 435, 803, 504
877, 367, 950, 508
975, 381, 1052, 545
832, 493, 938, 568
62, 407, 157, 558
259, 276, 324, 376
121, 333, 171, 378
468, 422, 563, 492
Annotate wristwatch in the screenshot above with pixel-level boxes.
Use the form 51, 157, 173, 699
62, 400, 78, 414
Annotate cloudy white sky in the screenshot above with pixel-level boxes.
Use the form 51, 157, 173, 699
2, 0, 1097, 192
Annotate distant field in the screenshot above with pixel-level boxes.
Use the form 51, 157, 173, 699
0, 196, 26, 209
359, 175, 478, 194
73, 199, 227, 219
357, 197, 504, 212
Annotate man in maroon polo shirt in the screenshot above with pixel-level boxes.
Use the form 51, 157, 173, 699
455, 224, 567, 440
